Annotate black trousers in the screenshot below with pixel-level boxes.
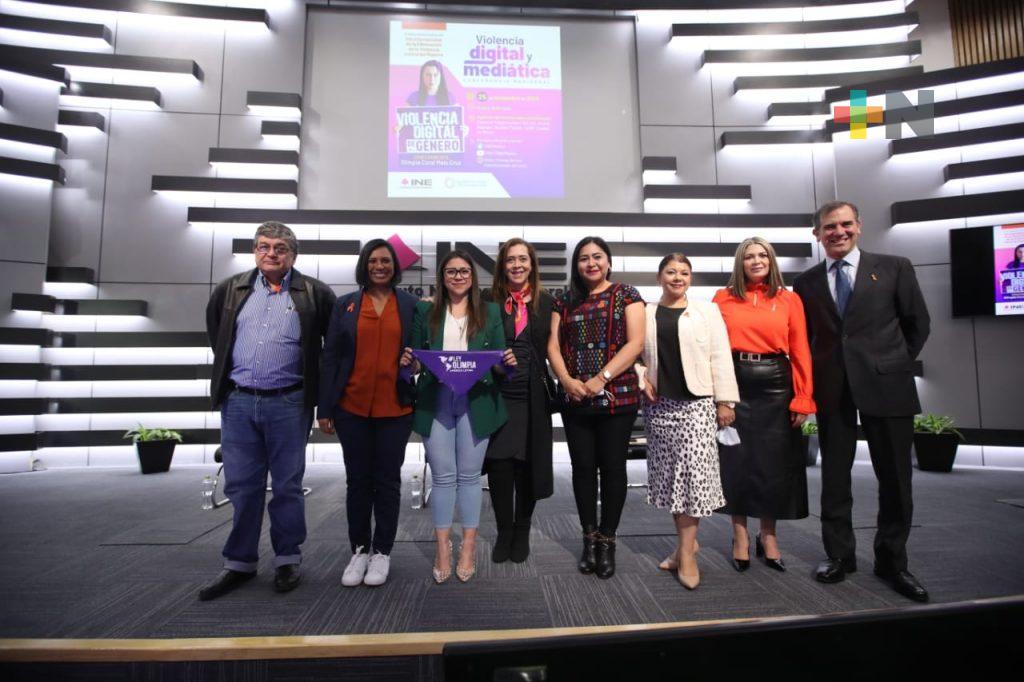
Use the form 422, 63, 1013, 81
562, 410, 636, 535
818, 379, 914, 573
487, 458, 536, 530
334, 408, 413, 555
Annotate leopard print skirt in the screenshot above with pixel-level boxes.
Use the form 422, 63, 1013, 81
644, 396, 725, 517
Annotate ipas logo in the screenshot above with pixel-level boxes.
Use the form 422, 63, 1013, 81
834, 89, 935, 140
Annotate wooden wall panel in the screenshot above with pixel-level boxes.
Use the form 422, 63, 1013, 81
949, 0, 1024, 66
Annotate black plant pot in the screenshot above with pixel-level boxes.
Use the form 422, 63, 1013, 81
802, 434, 820, 467
913, 433, 959, 473
136, 440, 176, 474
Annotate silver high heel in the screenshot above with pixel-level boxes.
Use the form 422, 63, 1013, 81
456, 541, 477, 583
432, 539, 453, 584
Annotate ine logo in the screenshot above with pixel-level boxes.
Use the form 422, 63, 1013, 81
834, 89, 935, 140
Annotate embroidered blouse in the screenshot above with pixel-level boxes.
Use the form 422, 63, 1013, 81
554, 283, 644, 414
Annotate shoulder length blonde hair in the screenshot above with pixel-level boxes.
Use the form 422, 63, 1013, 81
492, 238, 544, 312
725, 237, 785, 301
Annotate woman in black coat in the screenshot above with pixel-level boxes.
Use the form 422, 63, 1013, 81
484, 238, 555, 563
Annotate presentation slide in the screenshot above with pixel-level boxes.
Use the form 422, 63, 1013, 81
387, 20, 564, 199
994, 223, 1024, 316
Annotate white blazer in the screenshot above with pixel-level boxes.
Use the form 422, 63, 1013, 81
636, 299, 739, 404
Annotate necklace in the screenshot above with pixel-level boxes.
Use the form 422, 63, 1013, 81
449, 310, 467, 337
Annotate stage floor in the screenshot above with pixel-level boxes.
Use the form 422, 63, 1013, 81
1, 462, 1022, 639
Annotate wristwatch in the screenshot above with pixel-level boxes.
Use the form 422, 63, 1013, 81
601, 369, 612, 383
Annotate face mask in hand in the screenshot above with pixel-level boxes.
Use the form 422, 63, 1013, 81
717, 426, 741, 446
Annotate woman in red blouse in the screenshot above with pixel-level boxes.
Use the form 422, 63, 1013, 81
548, 236, 645, 579
713, 237, 816, 573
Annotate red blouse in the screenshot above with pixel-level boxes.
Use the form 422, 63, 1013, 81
340, 292, 412, 418
712, 284, 816, 414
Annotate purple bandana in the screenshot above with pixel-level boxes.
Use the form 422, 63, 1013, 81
412, 349, 506, 396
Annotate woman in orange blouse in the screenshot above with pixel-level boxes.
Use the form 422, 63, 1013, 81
318, 239, 419, 588
713, 237, 816, 573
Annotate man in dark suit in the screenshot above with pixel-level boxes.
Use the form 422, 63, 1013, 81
794, 201, 931, 602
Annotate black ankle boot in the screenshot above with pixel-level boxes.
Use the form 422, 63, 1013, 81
510, 524, 531, 563
491, 528, 513, 563
578, 526, 598, 574
595, 533, 616, 579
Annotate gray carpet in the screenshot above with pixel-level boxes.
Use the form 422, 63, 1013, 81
1, 463, 1022, 639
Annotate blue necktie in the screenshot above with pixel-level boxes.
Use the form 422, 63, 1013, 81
833, 259, 851, 317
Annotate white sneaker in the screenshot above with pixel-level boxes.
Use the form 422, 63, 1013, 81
363, 551, 390, 586
341, 547, 369, 587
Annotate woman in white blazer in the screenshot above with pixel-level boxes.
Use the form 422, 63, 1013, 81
636, 253, 739, 590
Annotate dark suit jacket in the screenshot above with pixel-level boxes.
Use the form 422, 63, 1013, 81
206, 268, 336, 411
793, 250, 930, 417
317, 288, 418, 416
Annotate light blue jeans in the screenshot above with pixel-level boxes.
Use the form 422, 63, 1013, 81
424, 386, 489, 529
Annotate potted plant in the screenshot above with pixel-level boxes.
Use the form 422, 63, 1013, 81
913, 414, 965, 473
123, 425, 183, 474
801, 420, 819, 466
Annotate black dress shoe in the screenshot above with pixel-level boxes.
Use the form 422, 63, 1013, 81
815, 557, 857, 583
876, 569, 929, 603
731, 557, 751, 572
198, 569, 256, 601
273, 564, 302, 593
578, 527, 598, 574
755, 534, 786, 572
594, 534, 616, 579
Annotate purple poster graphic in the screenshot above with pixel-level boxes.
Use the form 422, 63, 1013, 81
412, 350, 505, 396
993, 223, 1024, 316
388, 20, 563, 198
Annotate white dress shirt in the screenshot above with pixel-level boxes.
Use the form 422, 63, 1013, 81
824, 246, 860, 303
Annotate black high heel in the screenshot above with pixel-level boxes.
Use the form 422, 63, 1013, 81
756, 533, 786, 572
732, 534, 750, 572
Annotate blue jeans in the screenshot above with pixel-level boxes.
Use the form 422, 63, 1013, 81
424, 386, 489, 529
219, 387, 312, 571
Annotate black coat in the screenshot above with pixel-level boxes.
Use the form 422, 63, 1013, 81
206, 268, 336, 412
793, 251, 930, 417
483, 288, 555, 500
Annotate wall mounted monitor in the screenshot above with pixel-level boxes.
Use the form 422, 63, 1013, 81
950, 224, 1024, 317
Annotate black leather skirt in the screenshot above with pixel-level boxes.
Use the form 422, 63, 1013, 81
717, 354, 808, 520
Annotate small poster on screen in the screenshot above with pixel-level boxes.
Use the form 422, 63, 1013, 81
388, 19, 564, 198
994, 224, 1024, 316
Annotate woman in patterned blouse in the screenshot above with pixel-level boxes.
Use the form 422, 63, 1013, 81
548, 236, 645, 579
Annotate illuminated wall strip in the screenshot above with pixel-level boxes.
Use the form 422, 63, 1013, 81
230, 238, 359, 255
208, 148, 299, 166
11, 293, 148, 316
0, 155, 65, 184
53, 331, 207, 347
46, 266, 95, 283
0, 327, 51, 345
735, 65, 923, 93
945, 155, 1024, 182
672, 10, 918, 38
0, 121, 67, 153
720, 130, 829, 146
889, 122, 1024, 155
704, 41, 920, 66
891, 190, 1024, 225
152, 176, 298, 195
261, 120, 300, 137
0, 55, 69, 85
0, 12, 112, 44
25, 0, 268, 26
247, 91, 301, 118
0, 363, 50, 380
825, 56, 1024, 103
187, 207, 813, 229
642, 184, 751, 200
61, 81, 162, 108
0, 46, 203, 82
57, 109, 106, 132
641, 156, 676, 172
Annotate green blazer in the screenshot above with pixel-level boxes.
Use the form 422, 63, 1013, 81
410, 300, 508, 439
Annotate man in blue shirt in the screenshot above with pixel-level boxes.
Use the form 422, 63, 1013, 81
200, 222, 336, 601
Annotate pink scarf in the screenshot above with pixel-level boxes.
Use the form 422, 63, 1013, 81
504, 286, 530, 339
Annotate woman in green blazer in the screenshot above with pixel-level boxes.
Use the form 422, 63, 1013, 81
401, 250, 512, 584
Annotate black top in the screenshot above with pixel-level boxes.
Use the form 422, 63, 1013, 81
656, 305, 700, 402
